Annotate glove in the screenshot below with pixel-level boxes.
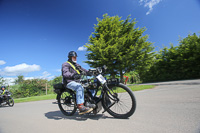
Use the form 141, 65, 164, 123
86, 72, 93, 76
73, 74, 81, 79
81, 71, 86, 75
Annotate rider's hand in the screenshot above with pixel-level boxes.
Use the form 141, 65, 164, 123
81, 71, 86, 75
86, 72, 93, 76
73, 73, 81, 79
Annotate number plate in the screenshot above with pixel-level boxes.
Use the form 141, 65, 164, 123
97, 74, 106, 84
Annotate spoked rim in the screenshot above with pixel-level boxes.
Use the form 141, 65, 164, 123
103, 83, 136, 118
107, 89, 133, 115
58, 91, 77, 116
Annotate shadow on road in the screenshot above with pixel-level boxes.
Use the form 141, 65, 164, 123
0, 105, 12, 108
52, 101, 57, 104
44, 110, 116, 121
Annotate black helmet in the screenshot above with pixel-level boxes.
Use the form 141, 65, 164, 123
68, 51, 78, 58
1, 86, 6, 89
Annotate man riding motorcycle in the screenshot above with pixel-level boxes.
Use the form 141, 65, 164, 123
62, 51, 95, 115
0, 86, 8, 104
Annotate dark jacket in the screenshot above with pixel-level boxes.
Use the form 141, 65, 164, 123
62, 61, 88, 86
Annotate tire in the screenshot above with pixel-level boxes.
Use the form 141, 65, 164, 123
8, 97, 14, 107
57, 90, 77, 116
102, 83, 136, 119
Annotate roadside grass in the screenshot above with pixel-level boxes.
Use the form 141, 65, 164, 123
14, 85, 155, 103
14, 94, 57, 103
128, 85, 155, 91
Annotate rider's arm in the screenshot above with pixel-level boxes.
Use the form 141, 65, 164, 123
76, 63, 88, 73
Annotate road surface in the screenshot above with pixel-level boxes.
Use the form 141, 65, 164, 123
0, 79, 200, 133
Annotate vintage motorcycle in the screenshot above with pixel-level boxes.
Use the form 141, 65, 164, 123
54, 66, 136, 119
0, 91, 14, 107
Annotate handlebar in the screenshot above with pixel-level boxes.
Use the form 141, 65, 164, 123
88, 65, 107, 76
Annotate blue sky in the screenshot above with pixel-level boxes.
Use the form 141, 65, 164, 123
0, 0, 200, 84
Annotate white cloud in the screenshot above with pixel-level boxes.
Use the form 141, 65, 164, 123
2, 78, 16, 85
0, 63, 41, 76
3, 77, 35, 85
78, 46, 87, 51
40, 71, 51, 78
139, 0, 162, 15
39, 71, 55, 80
0, 60, 6, 65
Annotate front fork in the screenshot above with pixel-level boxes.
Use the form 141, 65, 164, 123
102, 83, 119, 113
104, 83, 119, 101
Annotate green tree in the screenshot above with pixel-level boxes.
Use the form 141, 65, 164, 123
124, 71, 140, 84
14, 75, 24, 84
142, 33, 200, 82
20, 79, 48, 97
50, 75, 62, 85
176, 33, 200, 79
0, 76, 6, 86
85, 14, 155, 82
10, 78, 49, 98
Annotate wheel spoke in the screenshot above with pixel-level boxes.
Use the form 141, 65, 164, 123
103, 83, 136, 118
58, 90, 77, 116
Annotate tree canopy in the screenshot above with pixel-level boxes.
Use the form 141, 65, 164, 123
85, 14, 155, 81
14, 75, 24, 84
142, 33, 200, 82
0, 77, 6, 86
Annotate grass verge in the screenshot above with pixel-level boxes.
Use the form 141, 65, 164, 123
14, 94, 57, 103
128, 85, 155, 91
14, 85, 155, 103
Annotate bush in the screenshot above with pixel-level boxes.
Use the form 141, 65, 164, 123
124, 71, 141, 84
10, 79, 51, 98
141, 33, 200, 82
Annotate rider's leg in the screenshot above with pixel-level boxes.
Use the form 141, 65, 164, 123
67, 81, 84, 104
67, 81, 93, 114
89, 89, 96, 97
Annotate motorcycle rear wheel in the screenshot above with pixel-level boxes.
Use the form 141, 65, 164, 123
102, 83, 136, 119
57, 90, 77, 116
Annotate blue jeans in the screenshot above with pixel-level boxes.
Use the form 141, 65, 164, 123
67, 81, 84, 104
67, 81, 96, 104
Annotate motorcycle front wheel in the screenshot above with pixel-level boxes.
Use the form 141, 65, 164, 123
57, 90, 77, 116
102, 83, 136, 119
8, 97, 14, 107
